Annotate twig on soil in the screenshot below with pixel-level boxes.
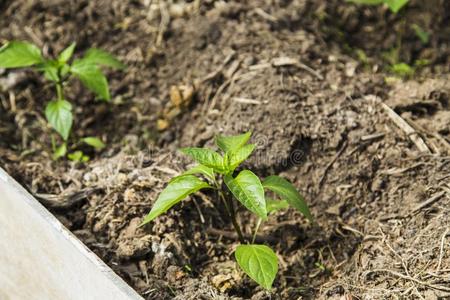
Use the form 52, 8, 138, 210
319, 140, 348, 188
199, 51, 236, 83
380, 102, 431, 153
411, 191, 446, 213
24, 26, 43, 48
156, 0, 170, 47
380, 162, 427, 176
253, 8, 277, 22
436, 228, 449, 272
364, 269, 450, 292
34, 187, 101, 209
271, 57, 324, 80
360, 132, 385, 142
152, 165, 179, 176
192, 197, 205, 224
232, 97, 262, 105
8, 91, 16, 112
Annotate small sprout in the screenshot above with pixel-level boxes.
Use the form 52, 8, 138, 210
141, 132, 312, 290
390, 62, 415, 77
347, 0, 409, 13
52, 143, 67, 160
411, 24, 430, 44
68, 150, 89, 163
0, 40, 124, 159
315, 261, 327, 271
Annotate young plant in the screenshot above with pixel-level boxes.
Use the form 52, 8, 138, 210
0, 41, 124, 158
347, 0, 409, 13
141, 132, 313, 290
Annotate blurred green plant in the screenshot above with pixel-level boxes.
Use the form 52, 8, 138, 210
347, 0, 409, 13
0, 41, 123, 159
411, 24, 430, 44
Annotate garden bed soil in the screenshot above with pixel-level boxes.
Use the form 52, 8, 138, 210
1, 0, 450, 299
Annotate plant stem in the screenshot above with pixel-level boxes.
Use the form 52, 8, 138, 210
251, 218, 262, 244
56, 82, 63, 101
56, 68, 64, 101
215, 179, 245, 244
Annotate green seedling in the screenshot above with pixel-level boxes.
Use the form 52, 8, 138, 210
141, 132, 312, 290
347, 0, 409, 13
411, 24, 430, 44
0, 41, 124, 158
390, 62, 414, 77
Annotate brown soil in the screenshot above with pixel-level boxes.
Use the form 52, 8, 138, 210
1, 1, 450, 299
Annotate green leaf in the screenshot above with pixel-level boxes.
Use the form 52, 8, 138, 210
71, 61, 110, 100
235, 244, 278, 290
82, 137, 105, 150
266, 198, 289, 214
182, 165, 215, 182
411, 24, 429, 44
141, 175, 210, 226
38, 60, 59, 82
384, 0, 408, 13
68, 150, 89, 162
216, 131, 251, 154
180, 147, 226, 173
58, 42, 76, 63
81, 48, 125, 69
0, 41, 42, 68
224, 170, 267, 219
228, 144, 255, 170
390, 63, 414, 77
45, 99, 73, 141
52, 143, 67, 160
262, 175, 312, 222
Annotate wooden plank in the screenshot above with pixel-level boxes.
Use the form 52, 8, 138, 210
0, 168, 143, 300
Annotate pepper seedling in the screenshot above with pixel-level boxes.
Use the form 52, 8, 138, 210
141, 132, 312, 290
0, 41, 124, 159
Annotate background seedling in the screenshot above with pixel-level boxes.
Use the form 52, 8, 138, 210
346, 0, 409, 13
0, 41, 124, 159
141, 132, 313, 290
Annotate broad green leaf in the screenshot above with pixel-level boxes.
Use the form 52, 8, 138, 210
182, 164, 215, 182
216, 131, 251, 154
58, 42, 76, 63
180, 147, 226, 173
228, 144, 255, 170
266, 198, 289, 214
0, 41, 42, 68
45, 99, 73, 141
224, 170, 267, 219
235, 244, 278, 290
141, 175, 210, 225
82, 137, 105, 150
52, 143, 67, 160
81, 48, 125, 69
385, 0, 408, 13
262, 175, 312, 222
71, 61, 110, 100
